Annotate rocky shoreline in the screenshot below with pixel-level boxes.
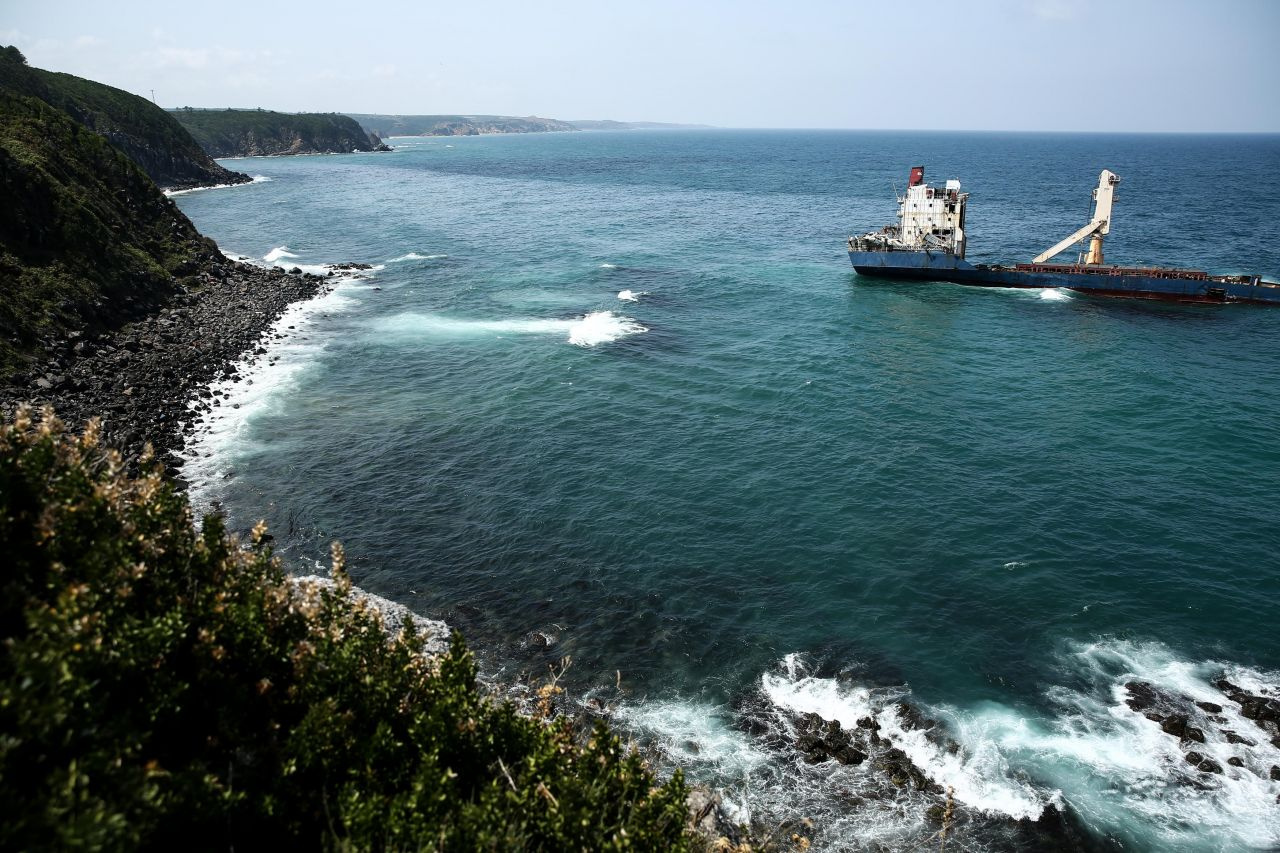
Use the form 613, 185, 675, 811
0, 257, 336, 476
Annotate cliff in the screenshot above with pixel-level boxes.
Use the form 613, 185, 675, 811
171, 108, 390, 157
0, 48, 249, 191
0, 46, 221, 378
348, 113, 578, 137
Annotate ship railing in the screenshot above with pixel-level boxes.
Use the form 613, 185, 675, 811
1014, 263, 1210, 281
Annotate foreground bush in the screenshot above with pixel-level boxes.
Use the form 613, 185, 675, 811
0, 407, 689, 850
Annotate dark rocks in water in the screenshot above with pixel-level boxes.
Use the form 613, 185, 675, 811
1227, 756, 1245, 767
895, 701, 937, 732
1195, 700, 1223, 714
330, 262, 374, 271
1271, 765, 1280, 781
1011, 803, 1115, 853
1160, 715, 1189, 739
1223, 730, 1255, 746
521, 630, 557, 650
873, 747, 941, 793
1184, 752, 1223, 774
787, 711, 873, 767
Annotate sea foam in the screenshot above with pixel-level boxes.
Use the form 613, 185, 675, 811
373, 310, 646, 347
611, 640, 1280, 850
180, 251, 368, 511
388, 252, 448, 263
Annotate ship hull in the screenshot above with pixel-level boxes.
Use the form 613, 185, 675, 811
848, 251, 1280, 305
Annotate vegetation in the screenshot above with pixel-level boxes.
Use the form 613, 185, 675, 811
0, 53, 219, 378
0, 407, 691, 850
0, 46, 246, 189
170, 109, 383, 157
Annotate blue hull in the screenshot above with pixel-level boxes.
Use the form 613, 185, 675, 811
848, 251, 1280, 305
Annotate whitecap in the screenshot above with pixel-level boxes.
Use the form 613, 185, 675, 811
1039, 288, 1072, 301
372, 310, 646, 348
617, 289, 641, 302
599, 262, 619, 269
387, 252, 448, 263
263, 246, 299, 264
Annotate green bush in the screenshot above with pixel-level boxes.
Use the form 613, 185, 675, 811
0, 408, 690, 850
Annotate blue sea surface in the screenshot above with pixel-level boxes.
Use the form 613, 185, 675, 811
174, 130, 1280, 850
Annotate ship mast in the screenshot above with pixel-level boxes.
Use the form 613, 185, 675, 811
1032, 170, 1121, 265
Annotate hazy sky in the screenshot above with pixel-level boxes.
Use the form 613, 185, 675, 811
4, 0, 1279, 131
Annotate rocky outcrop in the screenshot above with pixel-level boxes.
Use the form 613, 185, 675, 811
171, 109, 389, 157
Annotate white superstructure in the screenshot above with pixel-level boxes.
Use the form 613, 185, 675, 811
849, 166, 969, 257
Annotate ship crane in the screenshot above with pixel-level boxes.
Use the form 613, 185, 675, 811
1032, 169, 1121, 265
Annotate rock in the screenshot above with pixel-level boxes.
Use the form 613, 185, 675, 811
1195, 701, 1223, 714
896, 701, 937, 731
1224, 730, 1255, 746
1160, 715, 1189, 739
1184, 752, 1222, 774
1272, 765, 1280, 781
1227, 756, 1244, 767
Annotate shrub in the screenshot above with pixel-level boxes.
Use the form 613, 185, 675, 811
0, 407, 689, 850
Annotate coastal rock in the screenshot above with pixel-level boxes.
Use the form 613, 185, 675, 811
0, 258, 327, 476
1183, 752, 1223, 774
291, 575, 450, 656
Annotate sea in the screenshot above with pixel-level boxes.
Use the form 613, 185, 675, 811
171, 130, 1280, 851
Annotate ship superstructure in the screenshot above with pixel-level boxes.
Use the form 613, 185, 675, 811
847, 167, 1280, 305
853, 166, 969, 257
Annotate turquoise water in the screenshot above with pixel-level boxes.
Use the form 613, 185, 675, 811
175, 131, 1280, 850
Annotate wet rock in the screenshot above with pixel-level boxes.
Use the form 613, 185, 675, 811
1272, 765, 1280, 781
1227, 756, 1245, 767
895, 701, 937, 731
1184, 752, 1223, 774
1195, 700, 1223, 714
1223, 730, 1255, 746
874, 747, 941, 793
1160, 715, 1189, 739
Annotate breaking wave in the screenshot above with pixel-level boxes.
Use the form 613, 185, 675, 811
613, 640, 1280, 850
372, 310, 647, 348
388, 252, 448, 262
1039, 287, 1072, 301
181, 248, 373, 511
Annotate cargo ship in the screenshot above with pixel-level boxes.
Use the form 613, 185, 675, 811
847, 166, 1280, 305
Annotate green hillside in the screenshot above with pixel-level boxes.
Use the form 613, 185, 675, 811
171, 108, 386, 157
0, 48, 247, 190
0, 47, 219, 378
